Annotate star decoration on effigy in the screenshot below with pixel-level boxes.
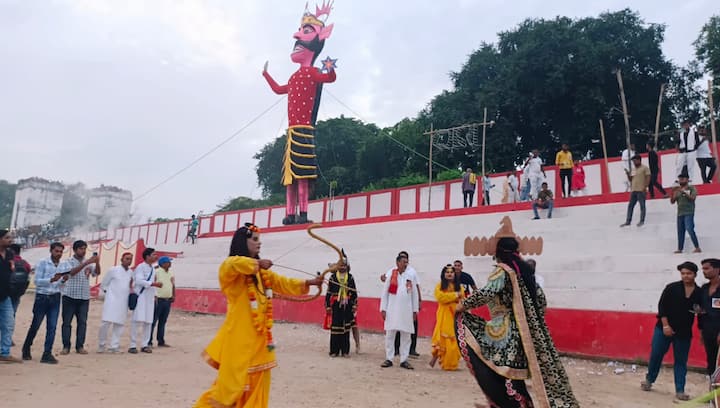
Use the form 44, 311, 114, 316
320, 56, 338, 73
464, 216, 543, 257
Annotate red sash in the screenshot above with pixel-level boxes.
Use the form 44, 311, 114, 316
388, 268, 399, 294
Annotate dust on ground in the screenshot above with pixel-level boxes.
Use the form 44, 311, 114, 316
0, 295, 709, 407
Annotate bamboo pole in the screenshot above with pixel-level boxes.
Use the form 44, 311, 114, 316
654, 83, 666, 147
599, 119, 610, 193
428, 123, 433, 211
709, 80, 719, 183
616, 69, 633, 171
481, 108, 488, 177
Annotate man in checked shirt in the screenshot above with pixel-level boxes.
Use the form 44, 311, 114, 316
59, 240, 100, 355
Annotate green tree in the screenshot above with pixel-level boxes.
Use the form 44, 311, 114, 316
423, 9, 678, 169
0, 180, 17, 229
694, 15, 720, 123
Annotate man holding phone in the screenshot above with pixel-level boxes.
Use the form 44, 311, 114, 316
22, 242, 69, 363
59, 240, 100, 355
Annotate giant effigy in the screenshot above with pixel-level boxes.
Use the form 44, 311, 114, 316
263, 1, 337, 225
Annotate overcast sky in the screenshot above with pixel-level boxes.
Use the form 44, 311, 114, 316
0, 0, 712, 220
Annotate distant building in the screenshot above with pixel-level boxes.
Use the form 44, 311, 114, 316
10, 179, 132, 230
86, 185, 133, 229
10, 178, 65, 229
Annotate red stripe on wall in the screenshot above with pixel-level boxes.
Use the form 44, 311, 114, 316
173, 289, 708, 368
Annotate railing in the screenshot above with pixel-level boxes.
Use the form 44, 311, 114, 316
79, 146, 717, 245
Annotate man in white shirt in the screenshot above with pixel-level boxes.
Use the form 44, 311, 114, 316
507, 173, 519, 203
380, 255, 418, 370
523, 150, 545, 199
98, 252, 134, 353
677, 121, 700, 181
696, 129, 717, 184
621, 144, 637, 191
380, 250, 421, 357
129, 248, 162, 354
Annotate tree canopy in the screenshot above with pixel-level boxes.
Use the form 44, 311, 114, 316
245, 10, 717, 207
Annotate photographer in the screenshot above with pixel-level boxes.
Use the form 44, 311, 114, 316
671, 169, 701, 254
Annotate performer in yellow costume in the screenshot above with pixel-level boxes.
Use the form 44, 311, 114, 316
194, 223, 323, 408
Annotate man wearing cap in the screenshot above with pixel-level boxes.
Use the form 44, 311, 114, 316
671, 170, 701, 253
150, 256, 175, 348
620, 155, 651, 227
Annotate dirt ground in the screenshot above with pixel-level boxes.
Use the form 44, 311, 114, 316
0, 295, 711, 407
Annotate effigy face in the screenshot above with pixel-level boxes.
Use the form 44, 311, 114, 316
290, 1, 334, 66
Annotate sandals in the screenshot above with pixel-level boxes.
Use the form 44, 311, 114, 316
640, 381, 652, 391
380, 360, 393, 368
400, 361, 414, 370
675, 393, 690, 401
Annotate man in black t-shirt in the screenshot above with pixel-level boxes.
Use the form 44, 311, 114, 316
452, 260, 476, 297
640, 261, 699, 402
646, 142, 668, 199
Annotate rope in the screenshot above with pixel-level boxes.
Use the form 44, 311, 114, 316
324, 90, 452, 171
133, 96, 286, 203
273, 263, 358, 293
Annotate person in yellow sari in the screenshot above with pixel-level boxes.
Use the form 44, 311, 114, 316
194, 223, 323, 408
429, 264, 462, 371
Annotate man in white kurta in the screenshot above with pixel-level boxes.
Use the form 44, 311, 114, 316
524, 150, 545, 199
98, 253, 133, 353
130, 248, 160, 353
380, 256, 419, 369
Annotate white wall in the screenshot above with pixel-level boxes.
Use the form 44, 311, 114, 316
165, 193, 720, 314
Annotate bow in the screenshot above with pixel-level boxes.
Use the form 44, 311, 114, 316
273, 223, 346, 302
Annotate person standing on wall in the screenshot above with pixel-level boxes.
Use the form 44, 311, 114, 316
640, 261, 700, 402
150, 256, 175, 348
22, 242, 67, 364
620, 155, 650, 228
523, 150, 545, 199
461, 168, 477, 208
677, 120, 700, 182
187, 214, 199, 244
507, 172, 519, 203
671, 169, 701, 254
555, 143, 573, 198
696, 128, 717, 184
60, 240, 100, 355
646, 141, 668, 199
699, 259, 720, 376
481, 174, 494, 206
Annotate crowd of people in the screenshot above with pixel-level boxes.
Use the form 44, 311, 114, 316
0, 230, 176, 364
460, 121, 717, 225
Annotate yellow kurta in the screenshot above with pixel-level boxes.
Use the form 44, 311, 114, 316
431, 283, 462, 371
195, 256, 308, 408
